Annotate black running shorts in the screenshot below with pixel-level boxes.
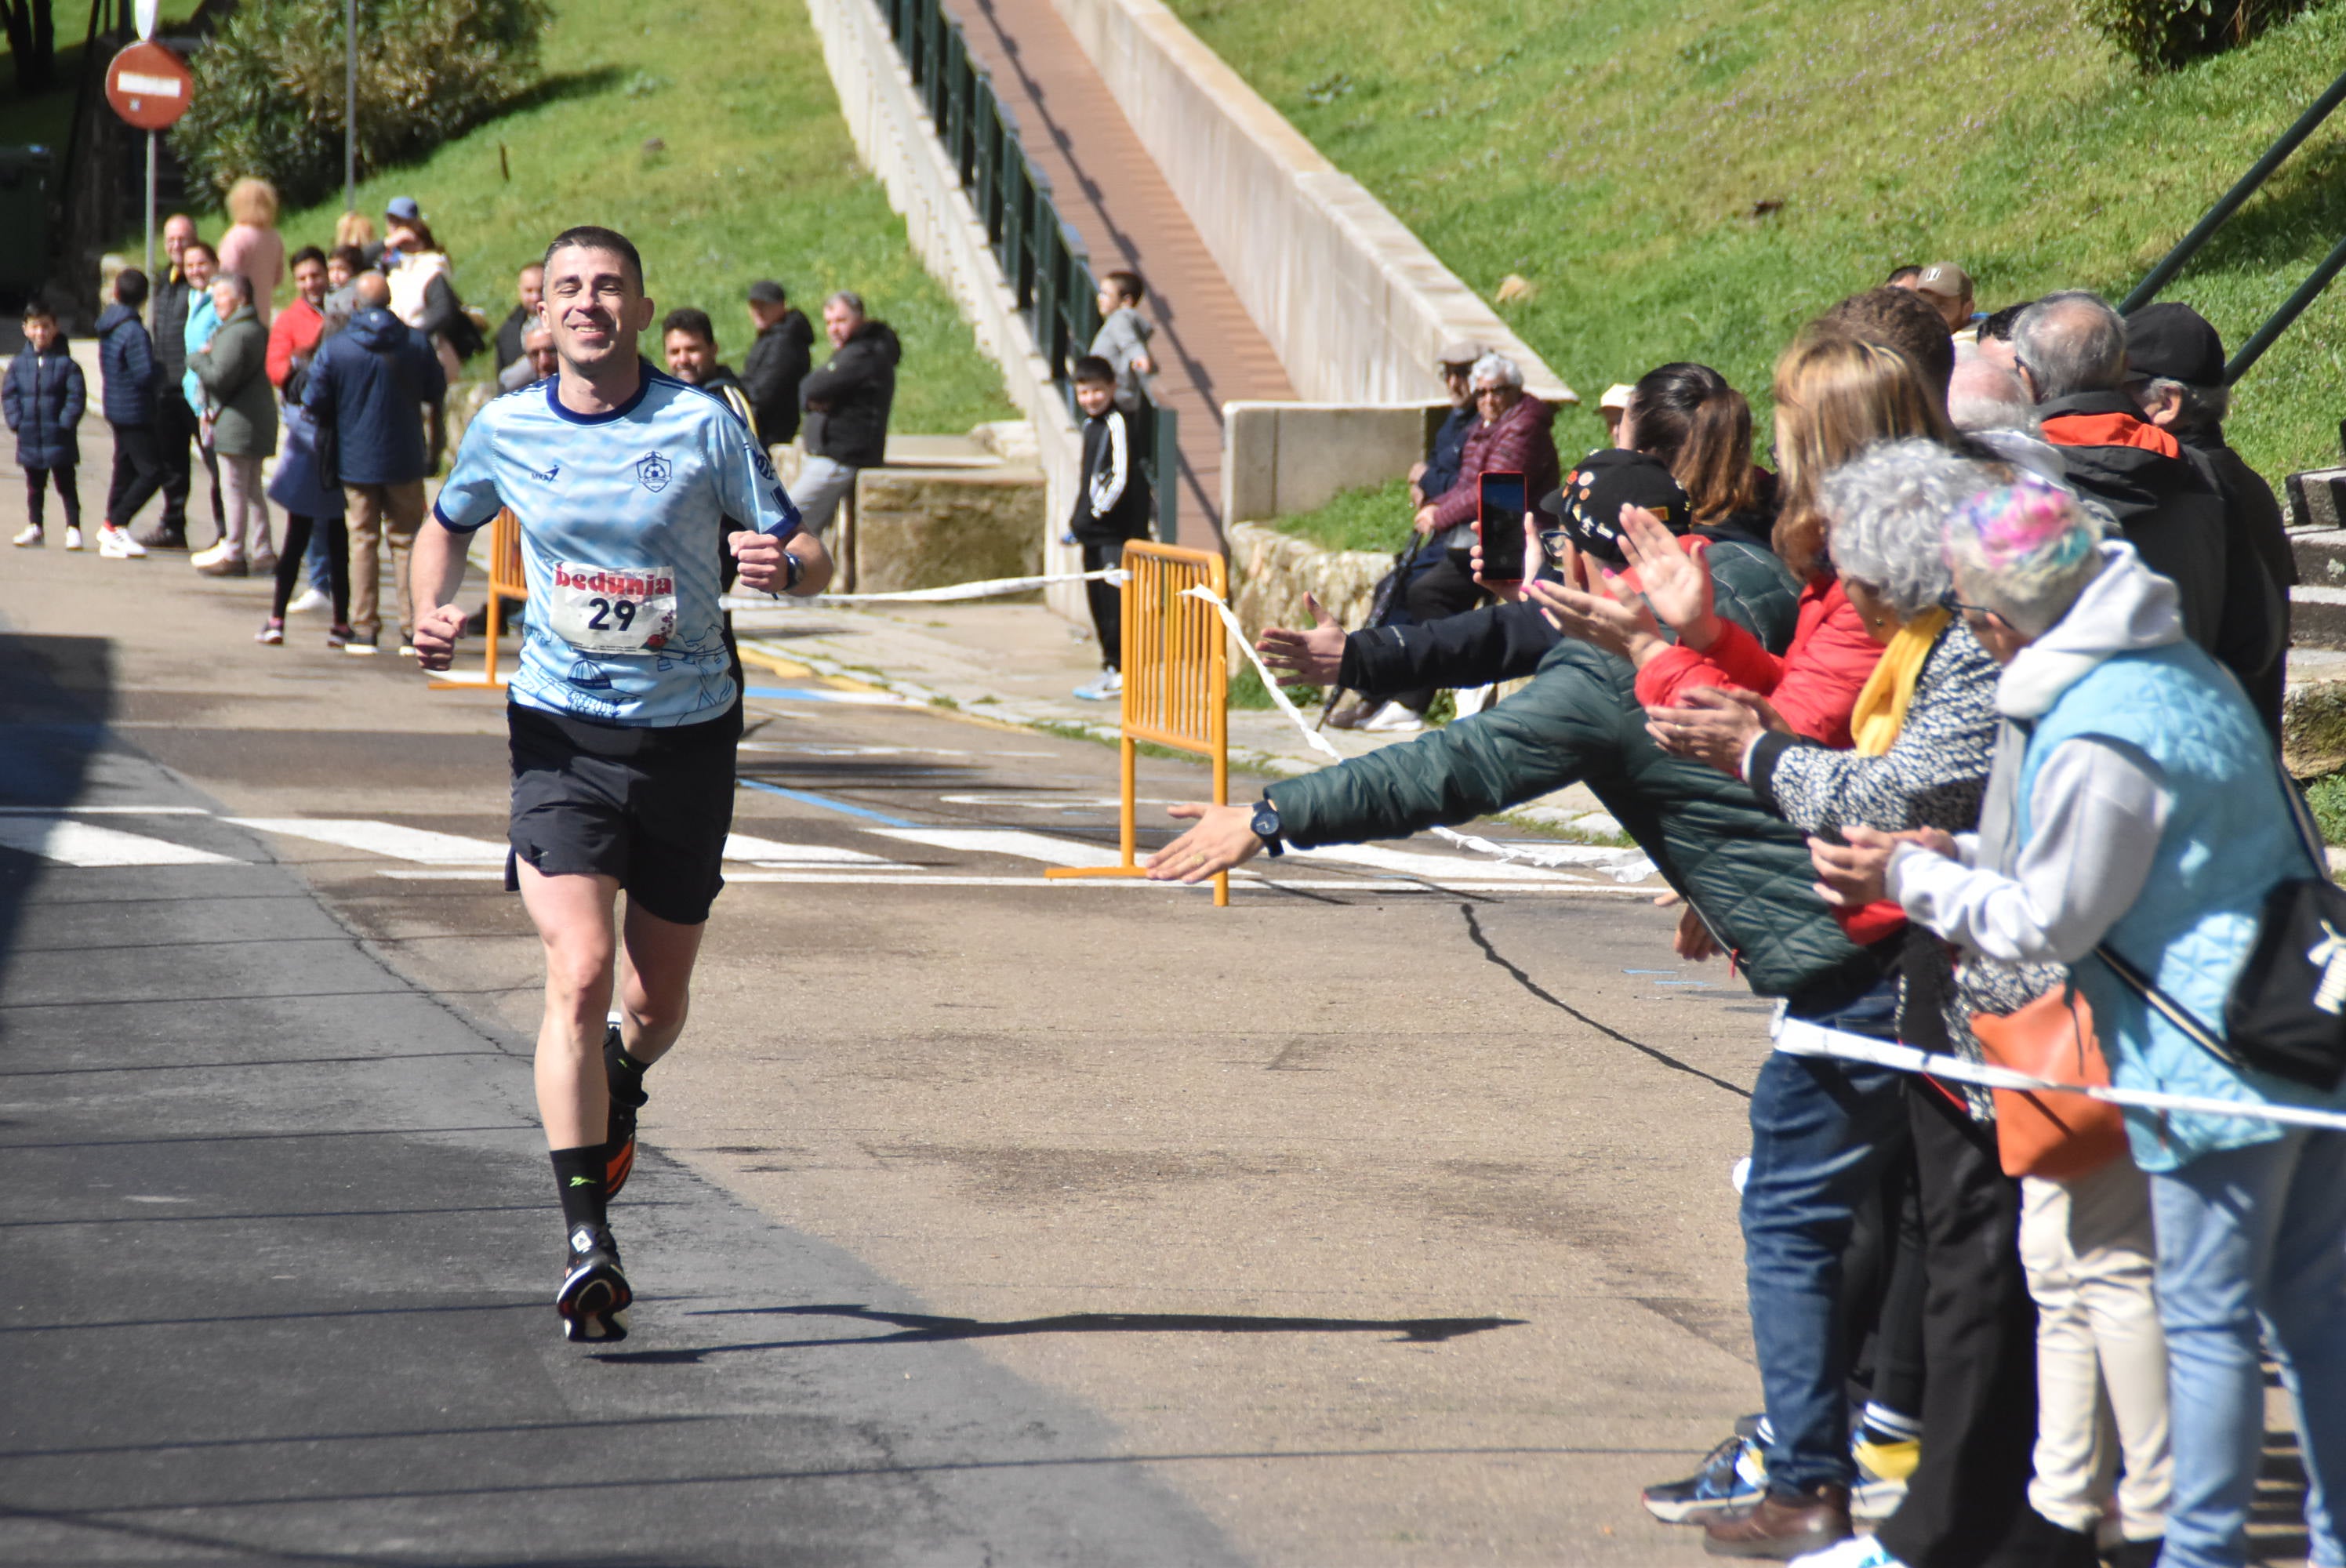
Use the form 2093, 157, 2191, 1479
505, 702, 741, 926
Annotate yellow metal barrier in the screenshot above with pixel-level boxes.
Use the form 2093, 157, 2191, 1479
1045, 539, 1231, 906
429, 507, 527, 690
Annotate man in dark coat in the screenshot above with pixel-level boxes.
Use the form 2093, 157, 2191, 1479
740, 279, 813, 448
138, 213, 204, 549
305, 271, 446, 655
2014, 292, 2232, 662
493, 262, 544, 378
793, 289, 899, 538
2124, 301, 2293, 737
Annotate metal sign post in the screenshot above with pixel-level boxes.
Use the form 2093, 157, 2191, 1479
344, 0, 356, 211
145, 133, 156, 278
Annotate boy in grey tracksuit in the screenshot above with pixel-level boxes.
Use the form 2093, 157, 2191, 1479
1089, 270, 1156, 414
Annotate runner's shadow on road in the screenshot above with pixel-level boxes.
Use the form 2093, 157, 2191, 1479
593, 1304, 1526, 1364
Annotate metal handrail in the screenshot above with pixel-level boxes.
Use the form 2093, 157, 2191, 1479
879, 0, 1179, 542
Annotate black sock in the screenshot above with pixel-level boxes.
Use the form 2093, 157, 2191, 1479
605, 1035, 652, 1109
550, 1145, 608, 1234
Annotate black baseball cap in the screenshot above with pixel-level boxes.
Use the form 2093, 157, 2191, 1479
2126, 302, 2225, 387
746, 279, 787, 304
1538, 448, 1693, 568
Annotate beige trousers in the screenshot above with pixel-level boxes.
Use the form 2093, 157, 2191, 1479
2019, 1160, 2171, 1542
343, 480, 425, 641
218, 455, 274, 562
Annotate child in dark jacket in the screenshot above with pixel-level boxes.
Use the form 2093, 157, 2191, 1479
1066, 355, 1153, 701
5, 302, 87, 549
95, 269, 165, 556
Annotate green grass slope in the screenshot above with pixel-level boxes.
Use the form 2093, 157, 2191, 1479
1169, 0, 2346, 481
242, 0, 1015, 432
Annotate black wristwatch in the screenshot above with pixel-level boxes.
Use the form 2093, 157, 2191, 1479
779, 549, 802, 594
1250, 798, 1285, 856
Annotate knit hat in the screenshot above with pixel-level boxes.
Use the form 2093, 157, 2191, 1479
1538, 448, 1693, 568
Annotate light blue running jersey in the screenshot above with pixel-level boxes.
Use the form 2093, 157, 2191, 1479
434, 364, 800, 726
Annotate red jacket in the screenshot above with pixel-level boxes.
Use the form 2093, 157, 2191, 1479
1633, 576, 1878, 749
266, 297, 325, 390
1429, 393, 1560, 532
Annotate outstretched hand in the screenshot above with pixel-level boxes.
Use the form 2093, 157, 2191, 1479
1617, 505, 1722, 650
1257, 594, 1346, 684
1646, 686, 1785, 775
1144, 802, 1264, 883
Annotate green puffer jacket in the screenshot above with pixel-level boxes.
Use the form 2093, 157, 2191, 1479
1266, 633, 1889, 1008
188, 305, 278, 459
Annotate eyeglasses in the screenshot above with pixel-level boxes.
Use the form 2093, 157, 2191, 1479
1538, 528, 1573, 568
1937, 588, 2010, 629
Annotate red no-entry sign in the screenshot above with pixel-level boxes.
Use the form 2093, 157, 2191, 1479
104, 41, 194, 132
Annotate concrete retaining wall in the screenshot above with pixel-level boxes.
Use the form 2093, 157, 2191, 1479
1044, 0, 1572, 410
800, 0, 1088, 620
1223, 400, 1448, 529
1224, 520, 1393, 648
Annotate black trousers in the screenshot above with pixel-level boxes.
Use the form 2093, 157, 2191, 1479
106, 422, 169, 528
1394, 550, 1488, 712
1080, 535, 1126, 670
271, 514, 350, 624
1871, 1080, 2046, 1568
1843, 1134, 1928, 1427
24, 464, 80, 529
154, 391, 201, 530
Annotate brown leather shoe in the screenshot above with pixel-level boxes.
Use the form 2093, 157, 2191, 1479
1701, 1483, 1851, 1559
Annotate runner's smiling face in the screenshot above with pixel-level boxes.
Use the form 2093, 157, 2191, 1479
543, 246, 655, 377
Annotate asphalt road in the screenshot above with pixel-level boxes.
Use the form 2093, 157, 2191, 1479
0, 493, 1790, 1565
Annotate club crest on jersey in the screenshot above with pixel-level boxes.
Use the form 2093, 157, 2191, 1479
634, 452, 674, 493
529, 463, 560, 483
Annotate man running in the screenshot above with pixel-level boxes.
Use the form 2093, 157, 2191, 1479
412, 225, 830, 1341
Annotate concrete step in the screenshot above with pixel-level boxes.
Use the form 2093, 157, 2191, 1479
2295, 585, 2346, 651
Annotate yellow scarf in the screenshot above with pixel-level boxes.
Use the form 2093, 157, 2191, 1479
1848, 607, 1948, 757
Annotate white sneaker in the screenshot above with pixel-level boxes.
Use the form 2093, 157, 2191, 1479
97, 525, 147, 559
1072, 670, 1123, 701
1789, 1536, 1909, 1568
63, 526, 82, 551
189, 540, 234, 569
11, 524, 40, 547
1358, 700, 1425, 733
285, 586, 329, 615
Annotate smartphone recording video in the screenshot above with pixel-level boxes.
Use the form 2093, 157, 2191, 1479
1477, 471, 1528, 581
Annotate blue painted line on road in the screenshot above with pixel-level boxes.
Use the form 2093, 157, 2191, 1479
737, 777, 918, 827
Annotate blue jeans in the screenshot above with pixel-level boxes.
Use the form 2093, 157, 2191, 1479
2151, 1130, 2346, 1568
1742, 978, 1909, 1494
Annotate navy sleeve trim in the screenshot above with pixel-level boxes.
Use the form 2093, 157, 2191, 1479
432, 498, 492, 535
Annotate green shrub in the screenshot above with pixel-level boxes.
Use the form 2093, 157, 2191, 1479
172, 0, 548, 209
2076, 0, 2318, 68
2306, 773, 2346, 846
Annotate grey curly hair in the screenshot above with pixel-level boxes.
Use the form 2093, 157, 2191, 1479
1820, 439, 1999, 619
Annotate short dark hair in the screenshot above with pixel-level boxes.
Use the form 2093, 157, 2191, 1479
543, 225, 644, 290
289, 245, 327, 271
1102, 270, 1145, 306
746, 278, 786, 305
21, 300, 55, 325
1812, 286, 1955, 401
1977, 303, 2032, 345
1884, 264, 1922, 286
114, 268, 150, 308
1073, 354, 1116, 385
662, 307, 716, 345
329, 245, 366, 274
181, 239, 216, 265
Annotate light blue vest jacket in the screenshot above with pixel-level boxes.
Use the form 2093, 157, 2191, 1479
2021, 641, 2339, 1170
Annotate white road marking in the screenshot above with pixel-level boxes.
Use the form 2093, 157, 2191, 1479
374, 868, 1647, 894
1285, 843, 1603, 883
0, 805, 212, 815
867, 827, 1128, 869
226, 818, 509, 865
0, 818, 237, 866
933, 793, 1183, 809
721, 833, 905, 867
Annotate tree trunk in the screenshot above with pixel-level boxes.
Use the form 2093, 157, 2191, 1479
0, 0, 35, 96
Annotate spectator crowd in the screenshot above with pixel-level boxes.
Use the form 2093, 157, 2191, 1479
1197, 262, 2332, 1568
16, 185, 902, 660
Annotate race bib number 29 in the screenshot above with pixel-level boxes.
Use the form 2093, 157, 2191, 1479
547, 561, 680, 653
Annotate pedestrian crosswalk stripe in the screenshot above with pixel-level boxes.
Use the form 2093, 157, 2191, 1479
868, 826, 1128, 869
721, 832, 905, 866
1286, 843, 1602, 884
227, 818, 510, 865
0, 817, 237, 867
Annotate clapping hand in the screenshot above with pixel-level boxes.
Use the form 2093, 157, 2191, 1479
1524, 536, 1663, 662
1617, 504, 1722, 651
1809, 826, 1959, 909
1647, 686, 1787, 775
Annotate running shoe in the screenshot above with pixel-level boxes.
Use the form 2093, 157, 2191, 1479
344, 637, 380, 656
325, 623, 354, 649
11, 524, 40, 547
255, 618, 285, 646
555, 1224, 632, 1342
1785, 1535, 1908, 1568
1359, 700, 1426, 733
63, 525, 82, 551
191, 542, 248, 577
1850, 1436, 1918, 1520
1643, 1432, 1765, 1523
98, 524, 148, 559
285, 585, 329, 615
1072, 670, 1123, 701
605, 1022, 646, 1197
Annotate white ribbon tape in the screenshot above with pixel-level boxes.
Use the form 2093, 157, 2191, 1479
1180, 586, 1657, 884
1774, 1015, 2346, 1132
724, 567, 1126, 609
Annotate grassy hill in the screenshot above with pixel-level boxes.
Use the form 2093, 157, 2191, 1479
1168, 0, 2346, 482
121, 0, 1015, 433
